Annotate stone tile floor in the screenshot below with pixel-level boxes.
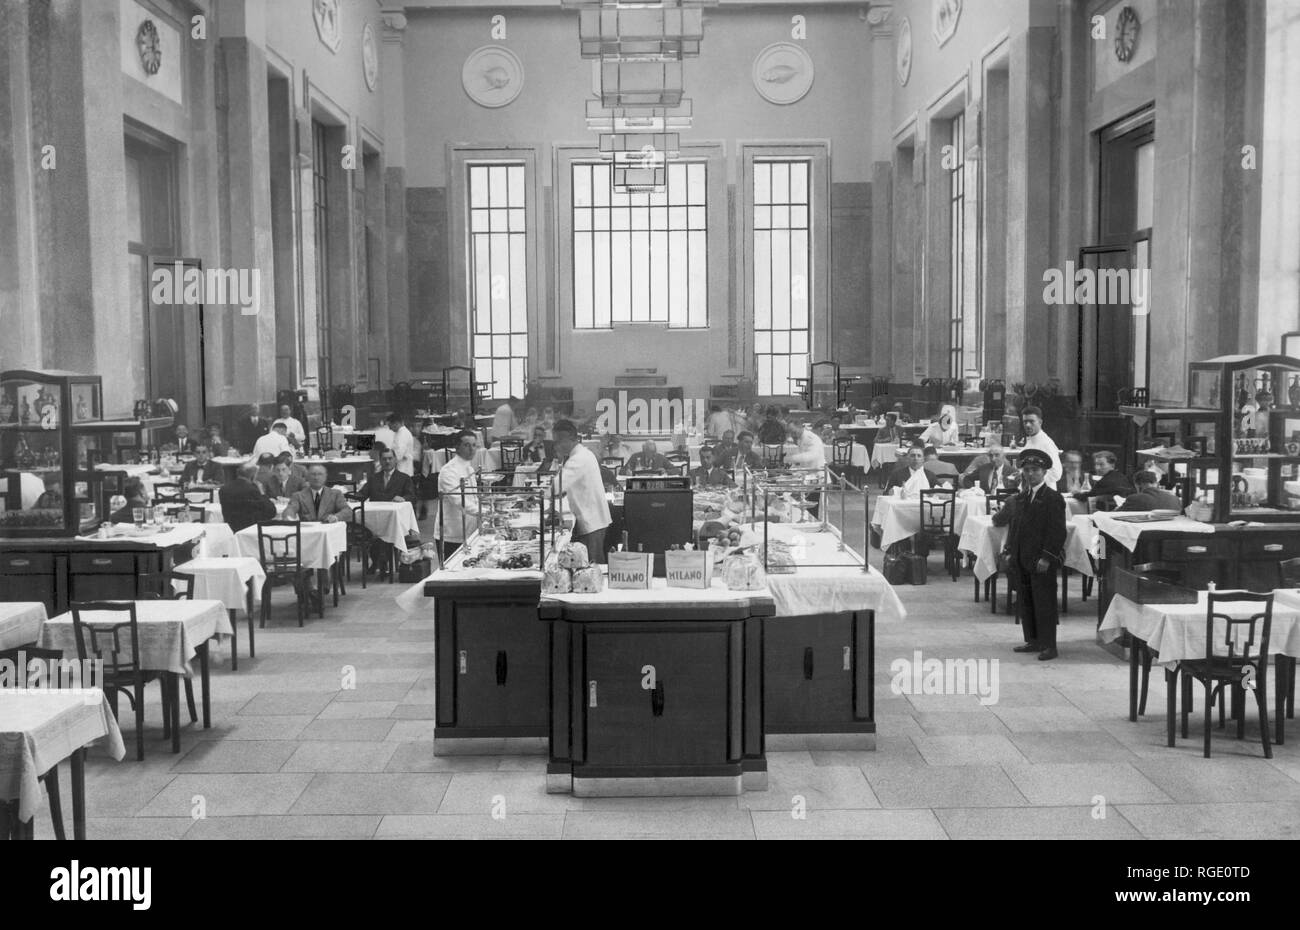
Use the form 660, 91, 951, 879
26, 501, 1300, 840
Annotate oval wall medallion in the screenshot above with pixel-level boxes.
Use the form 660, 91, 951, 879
463, 46, 524, 108
362, 22, 379, 91
896, 17, 913, 86
752, 43, 814, 105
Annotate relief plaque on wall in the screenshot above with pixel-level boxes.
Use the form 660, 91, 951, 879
362, 22, 379, 91
314, 0, 342, 53
752, 43, 814, 105
932, 0, 962, 48
896, 17, 913, 86
462, 46, 525, 108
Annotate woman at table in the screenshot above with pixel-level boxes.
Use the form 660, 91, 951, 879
919, 405, 960, 448
109, 478, 150, 523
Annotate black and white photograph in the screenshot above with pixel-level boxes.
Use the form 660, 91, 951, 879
0, 0, 1297, 886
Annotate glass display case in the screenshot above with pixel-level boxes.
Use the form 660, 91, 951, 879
1184, 354, 1300, 522
0, 370, 105, 536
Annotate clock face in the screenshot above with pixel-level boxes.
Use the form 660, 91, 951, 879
1115, 6, 1140, 63
136, 20, 162, 76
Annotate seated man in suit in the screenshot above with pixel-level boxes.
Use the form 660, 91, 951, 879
171, 424, 199, 454
923, 446, 960, 485
284, 464, 354, 523
962, 446, 1019, 493
180, 445, 224, 486
109, 478, 150, 523
622, 439, 671, 475
219, 462, 277, 532
357, 447, 417, 574
711, 430, 738, 470
522, 425, 554, 470
883, 444, 938, 497
690, 447, 732, 487
1119, 470, 1184, 512
266, 456, 307, 499
1083, 451, 1134, 508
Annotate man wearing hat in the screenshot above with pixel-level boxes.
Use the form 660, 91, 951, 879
992, 448, 1067, 660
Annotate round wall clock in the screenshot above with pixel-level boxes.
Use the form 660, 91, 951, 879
462, 46, 524, 108
896, 17, 913, 86
752, 43, 814, 105
1114, 6, 1141, 62
136, 19, 162, 76
362, 23, 379, 92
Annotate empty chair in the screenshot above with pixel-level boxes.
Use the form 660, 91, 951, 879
345, 492, 375, 588
761, 443, 785, 468
70, 602, 178, 762
918, 487, 960, 582
1167, 590, 1274, 759
498, 439, 525, 476
255, 520, 315, 627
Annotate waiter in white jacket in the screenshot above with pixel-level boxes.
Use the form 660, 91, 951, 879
551, 419, 612, 563
1018, 406, 1063, 487
433, 430, 480, 562
786, 422, 826, 518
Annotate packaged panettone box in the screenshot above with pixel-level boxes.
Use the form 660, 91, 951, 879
723, 554, 766, 591
571, 565, 604, 594
557, 541, 589, 571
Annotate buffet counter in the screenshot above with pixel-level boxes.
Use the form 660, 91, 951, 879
399, 513, 906, 797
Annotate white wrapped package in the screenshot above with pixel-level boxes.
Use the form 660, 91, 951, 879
571, 565, 604, 594
542, 568, 572, 594
557, 541, 590, 571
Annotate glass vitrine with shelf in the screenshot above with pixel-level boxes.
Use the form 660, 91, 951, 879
1185, 354, 1300, 522
0, 370, 105, 536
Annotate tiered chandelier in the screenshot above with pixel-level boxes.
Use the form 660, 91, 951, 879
562, 0, 717, 192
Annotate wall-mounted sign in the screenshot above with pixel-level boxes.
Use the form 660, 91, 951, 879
362, 22, 378, 91
896, 16, 913, 86
462, 46, 524, 108
313, 0, 342, 53
752, 43, 814, 105
932, 0, 962, 48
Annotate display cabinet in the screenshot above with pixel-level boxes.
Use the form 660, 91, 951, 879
0, 370, 106, 537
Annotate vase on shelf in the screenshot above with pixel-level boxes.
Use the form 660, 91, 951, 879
1289, 375, 1300, 409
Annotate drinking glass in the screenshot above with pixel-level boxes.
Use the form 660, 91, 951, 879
132, 507, 145, 528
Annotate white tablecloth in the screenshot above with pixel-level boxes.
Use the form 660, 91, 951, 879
0, 689, 125, 822
1099, 590, 1300, 668
1091, 512, 1214, 553
747, 523, 907, 621
40, 600, 232, 678
75, 522, 208, 551
234, 521, 349, 570
173, 557, 266, 616
870, 443, 898, 469
0, 602, 47, 651
957, 513, 1096, 582
827, 442, 869, 470
350, 500, 419, 550
872, 492, 977, 550
195, 522, 236, 558
202, 500, 289, 524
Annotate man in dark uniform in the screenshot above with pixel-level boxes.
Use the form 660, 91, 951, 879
993, 448, 1067, 661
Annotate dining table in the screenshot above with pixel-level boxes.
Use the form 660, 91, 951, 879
958, 512, 1098, 581
38, 599, 232, 750
349, 500, 419, 551
871, 490, 979, 551
0, 602, 47, 651
171, 557, 266, 669
1099, 588, 1300, 730
0, 688, 125, 839
234, 520, 349, 571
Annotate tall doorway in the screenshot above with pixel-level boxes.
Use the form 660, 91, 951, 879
1078, 110, 1154, 410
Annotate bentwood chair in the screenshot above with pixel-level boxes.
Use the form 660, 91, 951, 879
601, 456, 625, 471
498, 439, 525, 477
152, 481, 183, 504
761, 443, 785, 468
1168, 590, 1274, 759
0, 645, 69, 839
665, 453, 690, 477
70, 601, 178, 762
830, 437, 861, 486
344, 492, 374, 589
255, 520, 315, 627
918, 487, 960, 581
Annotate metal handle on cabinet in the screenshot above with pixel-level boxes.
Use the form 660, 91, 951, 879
458, 650, 467, 674
651, 680, 665, 717
588, 680, 597, 707
803, 647, 814, 680
1186, 546, 1207, 554
495, 650, 507, 686
1263, 544, 1283, 552
91, 558, 113, 566
9, 559, 29, 567
843, 646, 852, 671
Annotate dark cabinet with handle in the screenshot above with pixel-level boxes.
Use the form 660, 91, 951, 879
428, 575, 549, 752
0, 538, 194, 614
763, 612, 875, 738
